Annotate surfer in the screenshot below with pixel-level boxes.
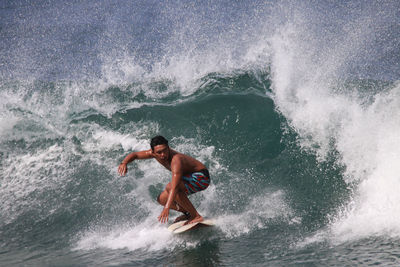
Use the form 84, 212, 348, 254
118, 136, 210, 225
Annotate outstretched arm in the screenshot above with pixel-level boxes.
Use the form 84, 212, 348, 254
118, 149, 153, 176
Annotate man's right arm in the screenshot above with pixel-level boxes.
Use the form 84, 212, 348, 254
118, 149, 153, 176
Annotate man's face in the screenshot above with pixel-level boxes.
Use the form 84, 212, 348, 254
153, 144, 170, 161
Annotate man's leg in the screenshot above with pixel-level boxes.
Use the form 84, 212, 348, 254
158, 190, 191, 223
157, 183, 190, 222
157, 189, 184, 212
158, 182, 203, 224
170, 182, 203, 224
174, 188, 203, 225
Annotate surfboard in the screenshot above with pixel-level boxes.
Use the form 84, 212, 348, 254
168, 219, 214, 234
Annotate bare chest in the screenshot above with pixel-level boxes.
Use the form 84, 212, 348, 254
156, 158, 171, 171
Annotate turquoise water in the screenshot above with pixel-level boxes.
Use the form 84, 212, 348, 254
1, 1, 400, 266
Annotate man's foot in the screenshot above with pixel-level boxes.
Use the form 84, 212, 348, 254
184, 215, 203, 225
174, 212, 191, 223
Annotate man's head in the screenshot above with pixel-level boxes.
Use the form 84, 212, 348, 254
150, 135, 168, 151
150, 136, 170, 160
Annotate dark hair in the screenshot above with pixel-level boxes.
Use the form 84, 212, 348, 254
150, 135, 168, 151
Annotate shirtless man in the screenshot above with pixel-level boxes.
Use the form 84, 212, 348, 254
118, 136, 210, 225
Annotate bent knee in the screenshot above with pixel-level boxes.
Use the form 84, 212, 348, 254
157, 190, 168, 205
165, 183, 172, 192
166, 181, 187, 193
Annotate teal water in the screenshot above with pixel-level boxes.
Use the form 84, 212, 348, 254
1, 1, 400, 266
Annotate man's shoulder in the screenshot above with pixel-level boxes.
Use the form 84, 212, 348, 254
171, 152, 192, 167
171, 152, 185, 161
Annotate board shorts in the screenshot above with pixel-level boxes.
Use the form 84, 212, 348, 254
182, 169, 210, 195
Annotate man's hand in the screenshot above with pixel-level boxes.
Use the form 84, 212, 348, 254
118, 163, 128, 176
158, 207, 169, 223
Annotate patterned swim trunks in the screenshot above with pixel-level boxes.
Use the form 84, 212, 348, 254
182, 169, 210, 195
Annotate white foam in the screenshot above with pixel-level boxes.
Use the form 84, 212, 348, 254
75, 216, 194, 252
330, 85, 400, 242
83, 127, 152, 152
270, 14, 400, 244
0, 115, 19, 136
0, 144, 68, 224
215, 190, 299, 238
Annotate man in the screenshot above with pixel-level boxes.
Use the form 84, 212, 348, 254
118, 136, 210, 225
